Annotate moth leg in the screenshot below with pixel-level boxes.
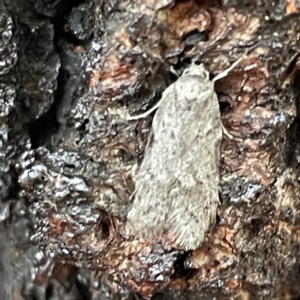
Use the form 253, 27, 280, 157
222, 123, 234, 139
127, 99, 162, 120
222, 122, 244, 142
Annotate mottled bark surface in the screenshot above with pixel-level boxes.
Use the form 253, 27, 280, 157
1, 0, 300, 299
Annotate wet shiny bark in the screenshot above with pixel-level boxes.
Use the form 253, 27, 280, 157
1, 0, 300, 299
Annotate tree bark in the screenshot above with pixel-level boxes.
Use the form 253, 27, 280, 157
1, 0, 300, 299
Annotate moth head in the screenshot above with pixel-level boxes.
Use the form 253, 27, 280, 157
182, 64, 209, 80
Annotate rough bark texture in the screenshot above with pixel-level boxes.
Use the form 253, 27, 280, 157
1, 0, 300, 299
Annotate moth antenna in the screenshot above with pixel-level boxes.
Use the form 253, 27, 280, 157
212, 50, 247, 83
127, 99, 162, 120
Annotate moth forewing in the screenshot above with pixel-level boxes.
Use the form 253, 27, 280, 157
127, 64, 222, 250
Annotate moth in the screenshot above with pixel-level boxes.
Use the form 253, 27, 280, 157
127, 55, 245, 250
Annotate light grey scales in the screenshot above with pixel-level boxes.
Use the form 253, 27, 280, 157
127, 60, 241, 250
